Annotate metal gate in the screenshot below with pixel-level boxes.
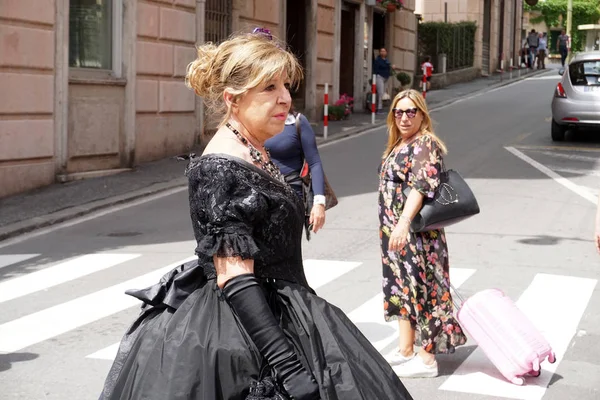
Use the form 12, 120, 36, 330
205, 0, 232, 44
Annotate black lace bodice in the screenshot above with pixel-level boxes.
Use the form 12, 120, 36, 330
186, 154, 310, 287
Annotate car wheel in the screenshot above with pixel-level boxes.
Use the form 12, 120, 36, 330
551, 119, 566, 141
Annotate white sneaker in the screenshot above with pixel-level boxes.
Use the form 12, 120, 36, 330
386, 350, 416, 366
392, 355, 438, 378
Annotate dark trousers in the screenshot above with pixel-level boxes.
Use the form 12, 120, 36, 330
559, 46, 568, 66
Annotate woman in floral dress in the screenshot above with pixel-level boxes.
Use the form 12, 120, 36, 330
378, 89, 467, 378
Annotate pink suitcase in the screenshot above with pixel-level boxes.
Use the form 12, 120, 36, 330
456, 288, 556, 385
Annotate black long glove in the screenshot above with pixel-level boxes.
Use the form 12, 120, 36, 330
223, 274, 320, 400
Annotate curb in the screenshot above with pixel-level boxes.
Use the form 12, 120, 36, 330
0, 69, 550, 243
0, 178, 187, 242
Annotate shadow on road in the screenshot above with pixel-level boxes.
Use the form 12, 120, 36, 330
0, 352, 39, 372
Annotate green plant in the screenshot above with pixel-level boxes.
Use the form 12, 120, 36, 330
328, 105, 346, 121
418, 21, 477, 71
524, 0, 600, 52
396, 71, 412, 86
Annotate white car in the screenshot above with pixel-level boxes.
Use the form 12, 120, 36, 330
551, 51, 600, 141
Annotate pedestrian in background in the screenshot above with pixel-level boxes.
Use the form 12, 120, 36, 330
527, 29, 539, 69
378, 89, 467, 378
557, 29, 570, 67
99, 29, 413, 400
373, 47, 399, 114
421, 56, 434, 91
265, 109, 327, 238
537, 32, 547, 69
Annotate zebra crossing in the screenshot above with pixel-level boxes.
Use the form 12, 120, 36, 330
0, 251, 596, 399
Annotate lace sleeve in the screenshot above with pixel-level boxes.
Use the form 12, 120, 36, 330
187, 158, 266, 260
408, 135, 443, 199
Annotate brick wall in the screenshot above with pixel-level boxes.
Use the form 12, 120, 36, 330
0, 0, 56, 197
134, 0, 197, 163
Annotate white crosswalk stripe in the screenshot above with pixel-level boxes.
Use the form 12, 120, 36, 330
0, 255, 196, 353
0, 252, 596, 400
0, 253, 140, 304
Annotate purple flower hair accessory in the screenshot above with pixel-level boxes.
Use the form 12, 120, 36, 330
252, 27, 273, 40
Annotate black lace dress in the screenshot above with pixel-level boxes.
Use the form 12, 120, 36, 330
99, 154, 413, 400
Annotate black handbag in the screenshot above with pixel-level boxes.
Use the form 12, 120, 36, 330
404, 168, 480, 232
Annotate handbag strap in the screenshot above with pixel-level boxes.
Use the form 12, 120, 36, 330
295, 113, 306, 163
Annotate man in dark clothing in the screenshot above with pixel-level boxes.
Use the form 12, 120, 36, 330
557, 29, 570, 67
372, 48, 398, 113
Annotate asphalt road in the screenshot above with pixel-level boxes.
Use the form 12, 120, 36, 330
0, 71, 599, 400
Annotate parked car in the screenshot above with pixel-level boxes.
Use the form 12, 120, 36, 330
551, 51, 600, 141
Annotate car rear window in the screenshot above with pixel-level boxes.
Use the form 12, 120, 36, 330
569, 60, 600, 86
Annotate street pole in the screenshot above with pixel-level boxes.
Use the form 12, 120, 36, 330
567, 0, 573, 62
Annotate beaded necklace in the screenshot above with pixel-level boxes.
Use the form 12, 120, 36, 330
225, 122, 285, 183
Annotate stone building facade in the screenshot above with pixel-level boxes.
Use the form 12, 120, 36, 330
0, 0, 418, 198
420, 0, 523, 75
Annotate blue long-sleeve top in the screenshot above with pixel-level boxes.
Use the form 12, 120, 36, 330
265, 114, 325, 196
373, 56, 391, 79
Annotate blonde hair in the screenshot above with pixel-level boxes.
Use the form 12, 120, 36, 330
185, 32, 303, 126
382, 89, 447, 158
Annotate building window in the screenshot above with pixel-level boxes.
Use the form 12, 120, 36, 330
205, 0, 231, 44
69, 0, 122, 77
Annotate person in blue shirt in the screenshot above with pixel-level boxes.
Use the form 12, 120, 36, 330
265, 111, 326, 238
373, 48, 399, 113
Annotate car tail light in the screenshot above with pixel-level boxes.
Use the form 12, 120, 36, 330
562, 117, 579, 122
555, 82, 567, 98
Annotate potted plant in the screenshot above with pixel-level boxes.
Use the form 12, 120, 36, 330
376, 0, 404, 12
334, 93, 354, 119
328, 105, 346, 121
395, 71, 411, 88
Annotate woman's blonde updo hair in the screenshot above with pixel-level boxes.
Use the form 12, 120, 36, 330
185, 31, 303, 125
382, 89, 447, 158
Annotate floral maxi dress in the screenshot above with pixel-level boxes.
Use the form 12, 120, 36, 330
378, 135, 467, 354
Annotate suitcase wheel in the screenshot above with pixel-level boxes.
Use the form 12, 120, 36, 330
548, 353, 556, 364
528, 370, 541, 378
511, 377, 525, 386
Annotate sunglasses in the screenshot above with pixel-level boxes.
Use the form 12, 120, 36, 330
392, 107, 418, 119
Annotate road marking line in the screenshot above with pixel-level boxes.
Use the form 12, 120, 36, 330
0, 255, 197, 353
347, 268, 476, 354
439, 274, 597, 400
86, 259, 362, 360
549, 166, 600, 177
0, 254, 140, 304
533, 150, 600, 163
87, 342, 120, 360
0, 254, 39, 270
303, 259, 361, 289
514, 145, 600, 153
505, 147, 597, 204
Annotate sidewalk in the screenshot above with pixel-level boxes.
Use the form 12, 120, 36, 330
0, 67, 549, 241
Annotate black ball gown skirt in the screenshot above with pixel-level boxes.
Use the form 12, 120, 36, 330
99, 259, 413, 400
